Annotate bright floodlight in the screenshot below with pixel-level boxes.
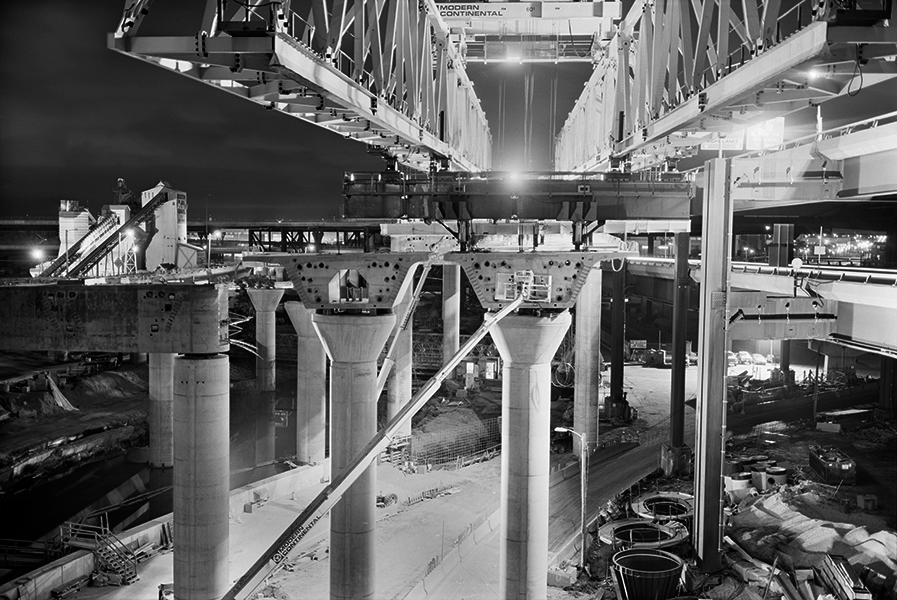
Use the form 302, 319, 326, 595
212, 230, 222, 239
554, 426, 570, 433
31, 248, 44, 261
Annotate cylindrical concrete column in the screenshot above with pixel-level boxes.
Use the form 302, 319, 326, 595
247, 288, 285, 391
573, 268, 602, 456
388, 285, 413, 437
248, 288, 284, 466
149, 352, 175, 468
442, 264, 461, 367
491, 311, 572, 600
173, 353, 229, 600
284, 302, 327, 464
313, 313, 396, 600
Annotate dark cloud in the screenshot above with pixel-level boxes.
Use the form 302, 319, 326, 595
0, 1, 381, 220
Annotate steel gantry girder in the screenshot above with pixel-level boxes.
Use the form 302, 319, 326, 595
555, 0, 897, 172
110, 0, 492, 173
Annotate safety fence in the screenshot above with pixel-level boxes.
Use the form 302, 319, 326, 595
384, 417, 502, 472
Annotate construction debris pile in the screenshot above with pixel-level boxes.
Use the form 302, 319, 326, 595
560, 417, 897, 600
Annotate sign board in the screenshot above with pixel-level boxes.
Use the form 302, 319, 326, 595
700, 131, 745, 151
630, 339, 647, 349
814, 245, 826, 256
274, 410, 290, 427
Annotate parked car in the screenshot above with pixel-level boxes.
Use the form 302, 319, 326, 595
736, 351, 753, 365
751, 353, 767, 365
727, 351, 737, 366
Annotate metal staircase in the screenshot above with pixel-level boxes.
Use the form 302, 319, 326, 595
60, 522, 139, 585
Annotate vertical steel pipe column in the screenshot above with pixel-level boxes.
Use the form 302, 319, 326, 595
442, 264, 461, 367
149, 352, 175, 468
610, 265, 626, 404
573, 268, 602, 456
694, 159, 732, 572
670, 232, 690, 449
248, 288, 284, 465
388, 284, 413, 437
770, 224, 795, 382
173, 353, 230, 600
313, 313, 396, 600
492, 311, 572, 599
284, 302, 327, 464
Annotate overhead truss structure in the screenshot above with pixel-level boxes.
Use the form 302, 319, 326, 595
555, 0, 897, 171
111, 0, 492, 172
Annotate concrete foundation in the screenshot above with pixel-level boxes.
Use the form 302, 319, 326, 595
313, 312, 395, 600
388, 285, 413, 437
442, 264, 461, 367
149, 353, 175, 468
491, 311, 572, 600
573, 268, 602, 456
284, 302, 327, 464
173, 353, 230, 600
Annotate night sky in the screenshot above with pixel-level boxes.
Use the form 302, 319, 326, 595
1, 2, 893, 222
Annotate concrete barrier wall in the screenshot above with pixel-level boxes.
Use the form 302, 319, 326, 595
228, 460, 328, 516
0, 551, 94, 600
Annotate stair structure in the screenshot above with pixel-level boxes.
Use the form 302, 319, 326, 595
60, 522, 139, 585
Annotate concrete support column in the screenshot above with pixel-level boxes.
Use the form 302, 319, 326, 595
442, 264, 462, 367
313, 313, 396, 600
149, 352, 175, 468
284, 302, 327, 464
388, 284, 413, 437
491, 311, 572, 600
248, 289, 285, 465
610, 266, 626, 404
694, 159, 732, 572
573, 268, 602, 456
247, 288, 285, 391
173, 353, 229, 600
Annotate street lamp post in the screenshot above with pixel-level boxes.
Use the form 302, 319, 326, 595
555, 426, 589, 570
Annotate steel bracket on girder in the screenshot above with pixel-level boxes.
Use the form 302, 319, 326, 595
447, 250, 635, 311
726, 291, 837, 341
270, 252, 431, 310
0, 284, 229, 353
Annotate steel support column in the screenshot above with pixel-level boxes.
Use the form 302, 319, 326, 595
574, 267, 602, 456
770, 224, 795, 382
610, 265, 626, 407
670, 232, 689, 449
693, 158, 732, 573
442, 264, 462, 367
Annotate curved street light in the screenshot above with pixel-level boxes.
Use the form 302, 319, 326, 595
554, 426, 589, 569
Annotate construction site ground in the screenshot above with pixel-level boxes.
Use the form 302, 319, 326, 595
1, 349, 895, 599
